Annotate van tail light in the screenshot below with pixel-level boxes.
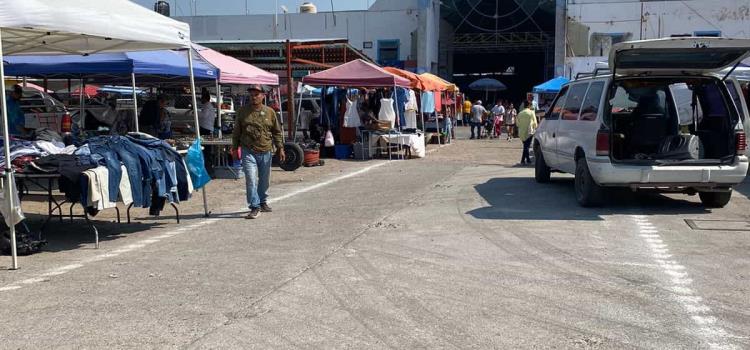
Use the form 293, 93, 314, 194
61, 112, 72, 133
736, 131, 746, 155
596, 128, 610, 156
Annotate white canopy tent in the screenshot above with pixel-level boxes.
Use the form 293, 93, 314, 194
0, 0, 202, 269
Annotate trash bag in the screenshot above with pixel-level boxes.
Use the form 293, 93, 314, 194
186, 138, 211, 190
1, 230, 46, 256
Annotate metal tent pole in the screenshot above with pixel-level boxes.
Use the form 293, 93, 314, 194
80, 80, 85, 132
216, 81, 222, 139
277, 87, 285, 143
436, 91, 441, 146
131, 73, 140, 132
295, 89, 304, 143
0, 29, 19, 269
187, 48, 210, 217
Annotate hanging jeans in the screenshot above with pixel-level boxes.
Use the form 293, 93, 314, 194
241, 148, 272, 209
86, 143, 122, 200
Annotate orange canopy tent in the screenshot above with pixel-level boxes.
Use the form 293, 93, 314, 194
384, 67, 444, 91
419, 72, 459, 92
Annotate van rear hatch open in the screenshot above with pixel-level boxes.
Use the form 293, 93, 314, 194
609, 37, 750, 76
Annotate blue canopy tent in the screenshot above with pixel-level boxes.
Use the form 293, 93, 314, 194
532, 76, 569, 94
4, 49, 217, 133
5, 49, 218, 218
4, 50, 217, 81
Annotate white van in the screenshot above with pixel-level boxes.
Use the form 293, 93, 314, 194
533, 37, 750, 207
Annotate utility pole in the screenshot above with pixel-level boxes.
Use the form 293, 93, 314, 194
285, 40, 295, 140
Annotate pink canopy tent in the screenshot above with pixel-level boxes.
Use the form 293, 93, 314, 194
302, 59, 410, 87
194, 45, 278, 85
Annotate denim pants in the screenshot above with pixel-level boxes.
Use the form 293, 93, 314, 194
522, 137, 532, 163
87, 143, 122, 200
241, 148, 272, 209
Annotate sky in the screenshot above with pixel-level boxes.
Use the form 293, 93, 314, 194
134, 0, 370, 16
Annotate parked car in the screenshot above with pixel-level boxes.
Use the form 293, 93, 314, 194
533, 37, 750, 208
13, 87, 68, 132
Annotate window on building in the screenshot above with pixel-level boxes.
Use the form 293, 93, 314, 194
378, 40, 400, 63
694, 31, 722, 37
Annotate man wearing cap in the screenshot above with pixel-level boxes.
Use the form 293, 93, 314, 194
470, 99, 488, 139
232, 85, 285, 219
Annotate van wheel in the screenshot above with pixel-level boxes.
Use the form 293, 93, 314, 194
574, 157, 604, 207
699, 190, 732, 208
534, 147, 551, 183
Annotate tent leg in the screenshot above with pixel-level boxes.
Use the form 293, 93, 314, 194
80, 80, 85, 132
277, 87, 285, 143
216, 81, 222, 139
295, 91, 303, 143
131, 73, 139, 133
187, 47, 210, 218
0, 30, 18, 270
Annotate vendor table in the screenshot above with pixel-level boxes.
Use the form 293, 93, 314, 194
14, 172, 180, 249
366, 131, 426, 159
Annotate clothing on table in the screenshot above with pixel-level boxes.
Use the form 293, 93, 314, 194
34, 140, 76, 156
198, 101, 217, 132
232, 105, 284, 153
516, 107, 538, 142
82, 166, 116, 210
118, 165, 133, 205
28, 154, 98, 202
343, 96, 362, 128
378, 98, 396, 128
35, 128, 63, 143
421, 92, 435, 114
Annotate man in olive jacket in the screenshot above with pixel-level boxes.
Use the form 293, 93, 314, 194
232, 85, 286, 219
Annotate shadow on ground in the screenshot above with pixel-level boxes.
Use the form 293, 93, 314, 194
467, 176, 711, 221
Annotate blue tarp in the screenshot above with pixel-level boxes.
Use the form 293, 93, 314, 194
533, 76, 569, 94
4, 50, 217, 81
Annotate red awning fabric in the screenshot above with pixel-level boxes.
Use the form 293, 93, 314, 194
302, 59, 410, 87
194, 44, 279, 86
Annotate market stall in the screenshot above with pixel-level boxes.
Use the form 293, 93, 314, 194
532, 76, 569, 112
0, 0, 196, 269
192, 44, 281, 175
301, 59, 425, 159
419, 73, 457, 144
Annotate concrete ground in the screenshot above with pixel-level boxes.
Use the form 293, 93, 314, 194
1, 126, 749, 349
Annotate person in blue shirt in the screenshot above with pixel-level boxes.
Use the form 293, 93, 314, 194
5, 85, 27, 136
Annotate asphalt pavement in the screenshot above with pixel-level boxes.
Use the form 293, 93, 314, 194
1, 127, 749, 349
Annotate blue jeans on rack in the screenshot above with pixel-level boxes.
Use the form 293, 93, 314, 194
86, 143, 122, 200
241, 148, 271, 209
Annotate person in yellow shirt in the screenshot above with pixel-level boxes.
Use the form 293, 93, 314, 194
516, 99, 538, 165
462, 97, 472, 125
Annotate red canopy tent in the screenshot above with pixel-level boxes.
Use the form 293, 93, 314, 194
302, 59, 410, 87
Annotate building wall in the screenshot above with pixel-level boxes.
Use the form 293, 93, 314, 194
174, 0, 442, 73
565, 0, 750, 77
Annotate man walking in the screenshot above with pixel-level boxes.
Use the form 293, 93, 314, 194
516, 100, 538, 165
232, 85, 286, 219
462, 97, 472, 126
470, 100, 488, 139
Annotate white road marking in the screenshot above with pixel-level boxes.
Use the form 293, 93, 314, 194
2, 161, 390, 293
631, 215, 739, 349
